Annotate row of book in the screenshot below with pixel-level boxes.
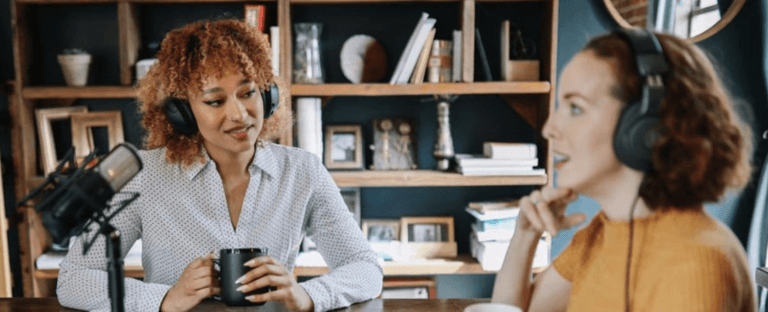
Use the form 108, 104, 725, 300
466, 199, 549, 271
389, 12, 464, 84
456, 142, 546, 177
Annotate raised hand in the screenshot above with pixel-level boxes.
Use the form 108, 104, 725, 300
517, 186, 585, 237
235, 256, 314, 311
160, 253, 220, 311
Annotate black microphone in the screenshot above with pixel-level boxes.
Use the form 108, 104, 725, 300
21, 143, 143, 246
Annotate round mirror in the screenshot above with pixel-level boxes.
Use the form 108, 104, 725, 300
603, 0, 746, 42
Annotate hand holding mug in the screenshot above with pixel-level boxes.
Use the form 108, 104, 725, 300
236, 255, 314, 312
160, 253, 219, 311
517, 186, 585, 237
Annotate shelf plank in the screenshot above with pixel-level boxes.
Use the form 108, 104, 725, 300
22, 86, 137, 99
291, 82, 550, 96
22, 82, 550, 99
34, 254, 546, 279
331, 170, 547, 187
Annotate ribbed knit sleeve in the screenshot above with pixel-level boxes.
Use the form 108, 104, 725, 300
646, 248, 756, 312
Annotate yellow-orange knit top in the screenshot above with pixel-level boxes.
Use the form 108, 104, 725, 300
552, 208, 756, 312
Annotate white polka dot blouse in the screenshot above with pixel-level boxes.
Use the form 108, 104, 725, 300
56, 143, 383, 312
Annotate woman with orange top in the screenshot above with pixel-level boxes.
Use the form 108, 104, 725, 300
491, 29, 756, 311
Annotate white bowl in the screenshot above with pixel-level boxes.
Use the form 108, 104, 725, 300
464, 302, 523, 312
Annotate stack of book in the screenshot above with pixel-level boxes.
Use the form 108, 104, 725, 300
466, 199, 549, 271
456, 142, 545, 176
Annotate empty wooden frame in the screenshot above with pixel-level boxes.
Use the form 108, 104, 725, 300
70, 111, 125, 160
35, 106, 88, 175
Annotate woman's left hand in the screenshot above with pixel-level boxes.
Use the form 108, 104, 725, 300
236, 256, 314, 312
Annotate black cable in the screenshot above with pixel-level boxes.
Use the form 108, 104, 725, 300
625, 194, 640, 312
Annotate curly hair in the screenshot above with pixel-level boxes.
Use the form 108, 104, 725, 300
583, 32, 753, 210
136, 18, 292, 167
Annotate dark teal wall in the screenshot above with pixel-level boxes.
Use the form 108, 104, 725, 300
0, 0, 765, 299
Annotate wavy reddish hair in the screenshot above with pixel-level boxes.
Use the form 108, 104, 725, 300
583, 32, 753, 209
136, 18, 291, 167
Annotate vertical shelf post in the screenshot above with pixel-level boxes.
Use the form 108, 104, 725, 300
118, 1, 141, 86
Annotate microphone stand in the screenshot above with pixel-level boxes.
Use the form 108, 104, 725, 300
103, 224, 125, 312
80, 191, 137, 312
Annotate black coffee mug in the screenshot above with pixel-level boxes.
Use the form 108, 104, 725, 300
215, 248, 270, 306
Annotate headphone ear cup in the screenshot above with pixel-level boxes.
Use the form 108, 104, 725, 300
261, 83, 280, 119
613, 103, 660, 172
163, 97, 198, 135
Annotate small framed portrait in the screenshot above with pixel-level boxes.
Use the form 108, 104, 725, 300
324, 125, 363, 170
362, 219, 400, 243
340, 187, 361, 226
35, 106, 88, 175
400, 217, 454, 243
70, 111, 125, 160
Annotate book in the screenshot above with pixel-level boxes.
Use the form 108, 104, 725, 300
270, 26, 280, 76
466, 206, 519, 222
470, 233, 549, 271
471, 223, 515, 242
459, 167, 545, 177
244, 4, 266, 32
410, 28, 436, 84
452, 30, 462, 82
455, 154, 538, 168
474, 28, 492, 81
389, 12, 430, 84
467, 200, 520, 215
483, 142, 537, 159
395, 17, 436, 84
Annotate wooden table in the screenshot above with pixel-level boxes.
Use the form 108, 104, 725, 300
0, 298, 490, 311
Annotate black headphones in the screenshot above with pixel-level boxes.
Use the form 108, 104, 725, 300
163, 82, 280, 135
612, 28, 670, 172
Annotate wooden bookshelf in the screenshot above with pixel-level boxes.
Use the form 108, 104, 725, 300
9, 0, 558, 297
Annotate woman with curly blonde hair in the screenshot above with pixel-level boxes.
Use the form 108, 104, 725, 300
56, 19, 382, 312
491, 29, 756, 312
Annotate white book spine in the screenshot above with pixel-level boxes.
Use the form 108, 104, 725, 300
296, 97, 323, 159
396, 18, 436, 84
390, 12, 429, 84
459, 167, 545, 176
270, 26, 280, 76
452, 30, 462, 82
483, 142, 537, 159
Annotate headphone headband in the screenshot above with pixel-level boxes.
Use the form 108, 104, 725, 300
611, 28, 670, 172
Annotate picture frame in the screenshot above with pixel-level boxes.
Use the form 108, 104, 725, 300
301, 187, 362, 252
70, 111, 125, 160
324, 125, 363, 170
400, 216, 454, 243
35, 106, 88, 175
362, 219, 400, 243
340, 187, 361, 226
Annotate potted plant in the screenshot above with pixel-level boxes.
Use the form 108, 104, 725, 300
57, 48, 92, 87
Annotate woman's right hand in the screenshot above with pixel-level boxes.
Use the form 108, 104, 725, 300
160, 253, 220, 311
517, 186, 585, 237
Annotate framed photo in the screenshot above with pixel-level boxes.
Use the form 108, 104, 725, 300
362, 219, 400, 243
324, 125, 363, 170
400, 217, 454, 243
35, 106, 88, 175
70, 111, 125, 160
340, 187, 361, 226
302, 187, 361, 252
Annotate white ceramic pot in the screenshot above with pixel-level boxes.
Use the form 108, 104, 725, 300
57, 54, 92, 87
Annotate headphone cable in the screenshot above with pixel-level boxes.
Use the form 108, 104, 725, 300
625, 194, 640, 312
